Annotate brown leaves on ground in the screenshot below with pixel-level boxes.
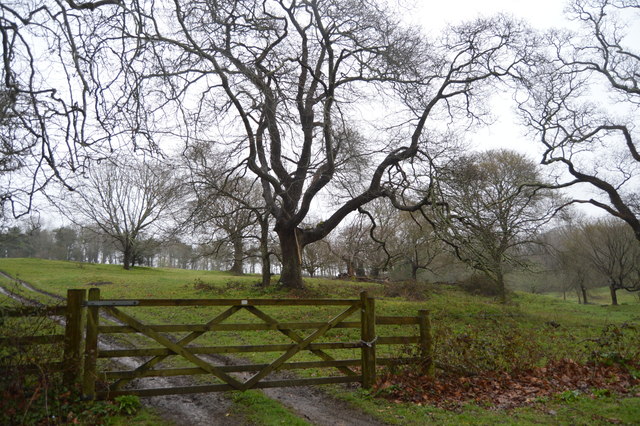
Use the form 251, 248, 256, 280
374, 359, 639, 409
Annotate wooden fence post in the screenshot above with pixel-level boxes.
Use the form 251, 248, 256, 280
83, 288, 100, 399
360, 291, 376, 389
63, 289, 86, 387
418, 309, 435, 378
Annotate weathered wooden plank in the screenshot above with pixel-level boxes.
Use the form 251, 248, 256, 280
103, 359, 363, 379
96, 376, 361, 399
241, 303, 361, 390
98, 321, 361, 334
375, 316, 420, 325
419, 309, 435, 377
99, 341, 364, 358
97, 383, 234, 398
0, 334, 65, 345
89, 298, 359, 307
361, 292, 376, 389
82, 288, 100, 400
105, 306, 245, 390
64, 289, 86, 387
243, 305, 358, 377
377, 336, 419, 345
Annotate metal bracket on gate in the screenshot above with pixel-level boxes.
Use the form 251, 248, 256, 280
84, 300, 140, 306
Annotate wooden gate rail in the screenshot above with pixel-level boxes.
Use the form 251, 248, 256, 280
3, 288, 435, 400
0, 292, 84, 387
80, 288, 373, 399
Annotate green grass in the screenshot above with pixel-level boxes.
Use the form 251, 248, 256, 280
102, 406, 173, 426
229, 390, 311, 425
0, 258, 638, 425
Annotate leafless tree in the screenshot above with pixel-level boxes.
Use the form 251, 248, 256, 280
69, 0, 533, 288
0, 1, 122, 218
393, 211, 445, 281
358, 200, 445, 281
430, 149, 559, 303
537, 223, 602, 303
58, 157, 183, 269
327, 215, 371, 278
518, 0, 640, 239
189, 176, 264, 275
301, 238, 333, 278
573, 218, 640, 305
185, 143, 273, 284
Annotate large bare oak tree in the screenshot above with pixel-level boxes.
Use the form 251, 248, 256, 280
52, 0, 532, 288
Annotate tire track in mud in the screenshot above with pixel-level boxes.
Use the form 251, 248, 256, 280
0, 271, 389, 426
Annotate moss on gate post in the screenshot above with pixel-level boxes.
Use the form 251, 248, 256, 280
418, 309, 435, 378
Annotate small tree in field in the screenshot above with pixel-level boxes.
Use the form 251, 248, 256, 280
573, 218, 640, 305
60, 158, 182, 270
432, 149, 558, 303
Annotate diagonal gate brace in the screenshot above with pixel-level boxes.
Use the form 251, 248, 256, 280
110, 305, 242, 390
241, 303, 361, 390
243, 305, 358, 377
105, 306, 245, 390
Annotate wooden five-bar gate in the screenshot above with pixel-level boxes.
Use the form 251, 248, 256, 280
6, 288, 434, 400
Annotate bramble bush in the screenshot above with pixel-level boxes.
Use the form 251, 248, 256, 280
0, 300, 142, 424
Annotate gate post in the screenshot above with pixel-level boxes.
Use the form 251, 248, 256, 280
360, 291, 376, 389
63, 289, 86, 387
83, 288, 100, 399
418, 309, 435, 378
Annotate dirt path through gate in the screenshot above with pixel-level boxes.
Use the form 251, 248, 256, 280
0, 272, 389, 426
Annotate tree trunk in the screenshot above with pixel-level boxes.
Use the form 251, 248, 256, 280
345, 259, 355, 277
496, 268, 507, 304
609, 282, 618, 306
122, 245, 132, 270
371, 266, 380, 278
229, 232, 244, 275
259, 216, 271, 287
580, 284, 588, 304
411, 263, 418, 282
277, 228, 304, 289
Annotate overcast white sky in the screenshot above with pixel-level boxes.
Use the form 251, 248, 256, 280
408, 0, 639, 218
29, 0, 639, 227
413, 0, 568, 31
411, 0, 569, 158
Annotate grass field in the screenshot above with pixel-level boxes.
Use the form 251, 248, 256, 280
1, 258, 638, 425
